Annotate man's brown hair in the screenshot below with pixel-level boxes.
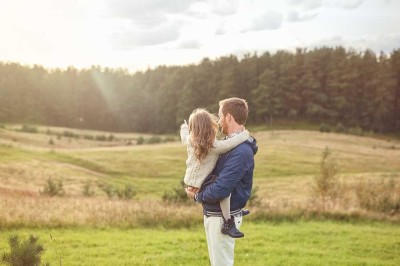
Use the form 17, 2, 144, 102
219, 97, 248, 125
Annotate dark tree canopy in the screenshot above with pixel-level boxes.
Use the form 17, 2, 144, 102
0, 47, 399, 134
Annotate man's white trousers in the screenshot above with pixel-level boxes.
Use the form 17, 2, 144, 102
204, 215, 243, 266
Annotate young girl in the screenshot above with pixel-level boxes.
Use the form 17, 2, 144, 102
180, 108, 250, 238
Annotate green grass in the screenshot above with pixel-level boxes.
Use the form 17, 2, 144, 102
1, 221, 399, 266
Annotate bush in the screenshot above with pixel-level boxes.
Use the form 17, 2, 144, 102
101, 184, 115, 198
84, 134, 94, 140
108, 134, 115, 141
136, 136, 144, 145
82, 181, 95, 197
311, 147, 340, 209
162, 180, 190, 204
20, 125, 38, 133
95, 135, 107, 141
163, 136, 176, 143
0, 124, 5, 129
63, 130, 76, 138
1, 234, 49, 266
116, 184, 136, 200
146, 136, 162, 144
335, 122, 347, 133
319, 123, 331, 133
40, 178, 65, 197
356, 177, 400, 214
348, 126, 364, 136
48, 138, 54, 145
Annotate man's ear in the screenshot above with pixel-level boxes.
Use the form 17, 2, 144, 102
227, 113, 235, 123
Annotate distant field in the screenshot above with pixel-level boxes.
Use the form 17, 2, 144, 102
1, 221, 399, 266
1, 125, 399, 199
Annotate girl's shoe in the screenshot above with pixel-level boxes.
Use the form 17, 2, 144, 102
221, 216, 244, 238
242, 209, 250, 216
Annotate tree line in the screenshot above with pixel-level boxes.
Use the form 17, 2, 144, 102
0, 46, 399, 134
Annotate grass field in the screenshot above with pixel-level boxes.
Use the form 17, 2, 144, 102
1, 125, 400, 265
1, 221, 399, 265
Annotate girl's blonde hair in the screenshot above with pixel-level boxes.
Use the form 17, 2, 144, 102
188, 108, 218, 162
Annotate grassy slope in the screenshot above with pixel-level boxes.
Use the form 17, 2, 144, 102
1, 127, 399, 199
1, 221, 399, 266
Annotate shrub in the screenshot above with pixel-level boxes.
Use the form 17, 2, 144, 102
348, 126, 364, 136
311, 147, 340, 209
95, 135, 107, 141
116, 184, 136, 200
48, 138, 54, 145
162, 180, 190, 204
40, 178, 65, 197
107, 134, 115, 141
101, 184, 115, 198
63, 130, 75, 138
319, 123, 331, 133
20, 125, 38, 133
83, 134, 94, 140
0, 124, 5, 129
82, 181, 95, 197
355, 177, 400, 214
146, 136, 162, 144
163, 136, 176, 143
335, 122, 347, 133
1, 234, 49, 266
136, 136, 144, 145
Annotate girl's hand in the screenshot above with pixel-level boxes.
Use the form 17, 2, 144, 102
187, 186, 199, 193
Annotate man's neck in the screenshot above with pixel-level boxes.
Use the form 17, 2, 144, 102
226, 124, 244, 136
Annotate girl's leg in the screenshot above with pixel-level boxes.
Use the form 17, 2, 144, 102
220, 194, 231, 221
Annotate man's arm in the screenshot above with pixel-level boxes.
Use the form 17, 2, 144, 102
195, 147, 251, 203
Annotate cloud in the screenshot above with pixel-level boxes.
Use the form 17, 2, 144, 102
106, 0, 205, 28
287, 11, 318, 22
242, 12, 283, 32
287, 0, 322, 10
112, 22, 181, 49
211, 0, 239, 16
287, 0, 363, 10
309, 34, 400, 54
177, 40, 202, 49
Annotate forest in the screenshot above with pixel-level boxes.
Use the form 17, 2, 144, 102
1, 46, 399, 134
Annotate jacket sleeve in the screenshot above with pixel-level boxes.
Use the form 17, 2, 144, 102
180, 122, 190, 145
197, 146, 251, 203
212, 130, 250, 155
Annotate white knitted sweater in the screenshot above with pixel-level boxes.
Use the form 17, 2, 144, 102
180, 123, 250, 188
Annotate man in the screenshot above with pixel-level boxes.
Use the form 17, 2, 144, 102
185, 97, 258, 266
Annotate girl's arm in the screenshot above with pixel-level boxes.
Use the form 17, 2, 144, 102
212, 130, 250, 154
180, 120, 190, 145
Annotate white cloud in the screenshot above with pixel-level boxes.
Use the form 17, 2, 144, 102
287, 11, 318, 21
211, 0, 239, 16
287, 0, 364, 10
106, 0, 205, 28
112, 22, 181, 48
177, 40, 203, 49
242, 11, 284, 32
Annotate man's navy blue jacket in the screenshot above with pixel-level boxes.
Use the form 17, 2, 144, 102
196, 136, 258, 214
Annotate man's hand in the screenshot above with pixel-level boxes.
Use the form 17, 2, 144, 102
185, 187, 196, 200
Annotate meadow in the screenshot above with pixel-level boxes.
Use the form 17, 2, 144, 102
0, 125, 400, 265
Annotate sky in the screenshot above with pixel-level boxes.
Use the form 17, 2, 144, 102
0, 0, 399, 72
